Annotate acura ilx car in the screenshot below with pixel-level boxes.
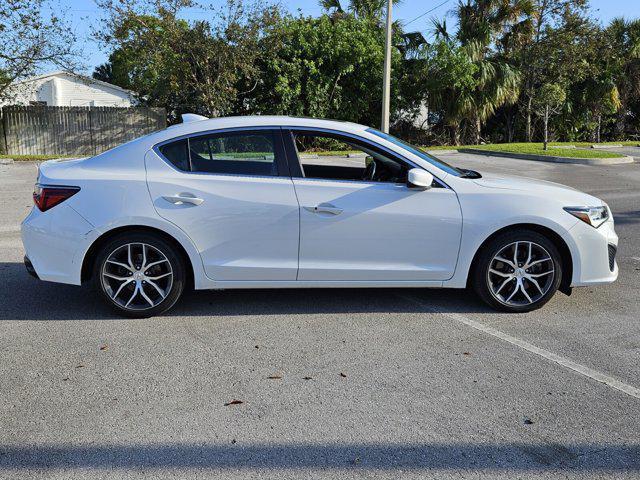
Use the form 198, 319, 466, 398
22, 115, 618, 317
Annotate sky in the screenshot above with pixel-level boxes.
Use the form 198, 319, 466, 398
61, 0, 640, 75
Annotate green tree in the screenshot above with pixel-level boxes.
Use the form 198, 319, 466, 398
577, 28, 622, 143
504, 0, 588, 142
533, 82, 565, 149
423, 40, 478, 145
95, 0, 280, 119
320, 0, 401, 22
250, 13, 401, 126
432, 0, 526, 144
604, 18, 640, 139
0, 0, 79, 102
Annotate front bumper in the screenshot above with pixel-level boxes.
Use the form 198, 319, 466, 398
564, 215, 618, 287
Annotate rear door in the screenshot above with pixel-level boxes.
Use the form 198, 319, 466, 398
145, 128, 300, 281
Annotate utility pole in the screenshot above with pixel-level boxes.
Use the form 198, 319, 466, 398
381, 0, 392, 133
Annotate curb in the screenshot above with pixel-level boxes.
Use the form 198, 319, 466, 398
456, 148, 635, 165
0, 158, 14, 165
426, 149, 459, 155
590, 144, 626, 149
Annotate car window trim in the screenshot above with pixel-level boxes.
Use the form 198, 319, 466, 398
281, 127, 449, 189
152, 126, 290, 179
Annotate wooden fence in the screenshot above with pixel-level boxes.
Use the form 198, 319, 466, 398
0, 106, 166, 156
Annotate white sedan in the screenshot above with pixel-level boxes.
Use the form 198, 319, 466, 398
21, 116, 618, 317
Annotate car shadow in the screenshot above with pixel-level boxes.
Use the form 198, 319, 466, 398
0, 442, 637, 471
0, 262, 498, 321
613, 210, 640, 226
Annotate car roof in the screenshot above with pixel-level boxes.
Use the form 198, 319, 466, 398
147, 115, 370, 145
87, 116, 375, 167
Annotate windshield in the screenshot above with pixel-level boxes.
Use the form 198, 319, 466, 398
366, 128, 464, 177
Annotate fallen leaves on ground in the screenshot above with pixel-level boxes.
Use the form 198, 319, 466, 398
99, 345, 108, 351
339, 372, 347, 378
267, 375, 282, 379
224, 400, 244, 406
302, 376, 312, 380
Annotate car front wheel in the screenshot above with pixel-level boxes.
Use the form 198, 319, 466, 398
473, 230, 563, 312
94, 232, 186, 318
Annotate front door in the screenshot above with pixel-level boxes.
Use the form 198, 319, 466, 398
287, 130, 463, 281
145, 129, 300, 281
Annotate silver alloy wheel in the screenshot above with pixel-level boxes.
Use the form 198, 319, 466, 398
487, 241, 555, 307
101, 243, 173, 311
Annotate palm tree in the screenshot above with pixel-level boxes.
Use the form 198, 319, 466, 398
320, 0, 401, 22
460, 0, 530, 144
432, 0, 529, 144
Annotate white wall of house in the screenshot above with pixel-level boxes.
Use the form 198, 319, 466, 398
1, 71, 135, 107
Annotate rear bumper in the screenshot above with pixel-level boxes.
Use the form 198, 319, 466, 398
24, 256, 39, 279
21, 204, 94, 285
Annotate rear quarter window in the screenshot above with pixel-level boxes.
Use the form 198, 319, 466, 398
158, 139, 190, 171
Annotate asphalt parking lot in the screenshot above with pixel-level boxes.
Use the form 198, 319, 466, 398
1, 152, 639, 479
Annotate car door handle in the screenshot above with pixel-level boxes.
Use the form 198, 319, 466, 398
304, 203, 343, 215
162, 194, 204, 206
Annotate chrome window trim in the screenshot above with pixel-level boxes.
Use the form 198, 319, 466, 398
152, 124, 451, 189
152, 126, 286, 179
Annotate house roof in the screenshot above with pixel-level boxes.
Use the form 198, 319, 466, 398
13, 70, 134, 96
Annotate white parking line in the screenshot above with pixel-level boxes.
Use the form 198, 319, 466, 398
402, 295, 640, 400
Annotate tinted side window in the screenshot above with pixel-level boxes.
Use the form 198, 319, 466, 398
189, 132, 278, 176
158, 139, 190, 171
293, 132, 408, 183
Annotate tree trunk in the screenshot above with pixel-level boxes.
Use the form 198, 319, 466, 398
451, 124, 461, 146
526, 97, 533, 143
596, 114, 602, 144
505, 109, 515, 143
543, 104, 549, 151
614, 109, 625, 140
473, 117, 481, 145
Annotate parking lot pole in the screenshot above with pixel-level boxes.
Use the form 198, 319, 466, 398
381, 0, 392, 133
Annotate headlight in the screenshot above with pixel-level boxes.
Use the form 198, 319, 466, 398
563, 206, 609, 228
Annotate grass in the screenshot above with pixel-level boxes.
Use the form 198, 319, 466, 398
425, 142, 629, 159
0, 154, 78, 162
467, 143, 626, 159
569, 140, 640, 147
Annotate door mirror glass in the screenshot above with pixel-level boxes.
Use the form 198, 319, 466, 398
407, 168, 433, 190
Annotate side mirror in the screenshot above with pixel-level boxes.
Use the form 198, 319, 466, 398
407, 168, 434, 190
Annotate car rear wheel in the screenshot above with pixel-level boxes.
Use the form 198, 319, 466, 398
473, 230, 562, 312
94, 232, 185, 318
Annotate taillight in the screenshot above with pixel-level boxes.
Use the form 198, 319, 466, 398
33, 184, 80, 212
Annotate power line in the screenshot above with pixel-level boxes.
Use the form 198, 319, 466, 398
403, 0, 453, 27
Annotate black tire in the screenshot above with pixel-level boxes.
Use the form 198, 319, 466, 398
472, 229, 562, 313
93, 231, 186, 318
